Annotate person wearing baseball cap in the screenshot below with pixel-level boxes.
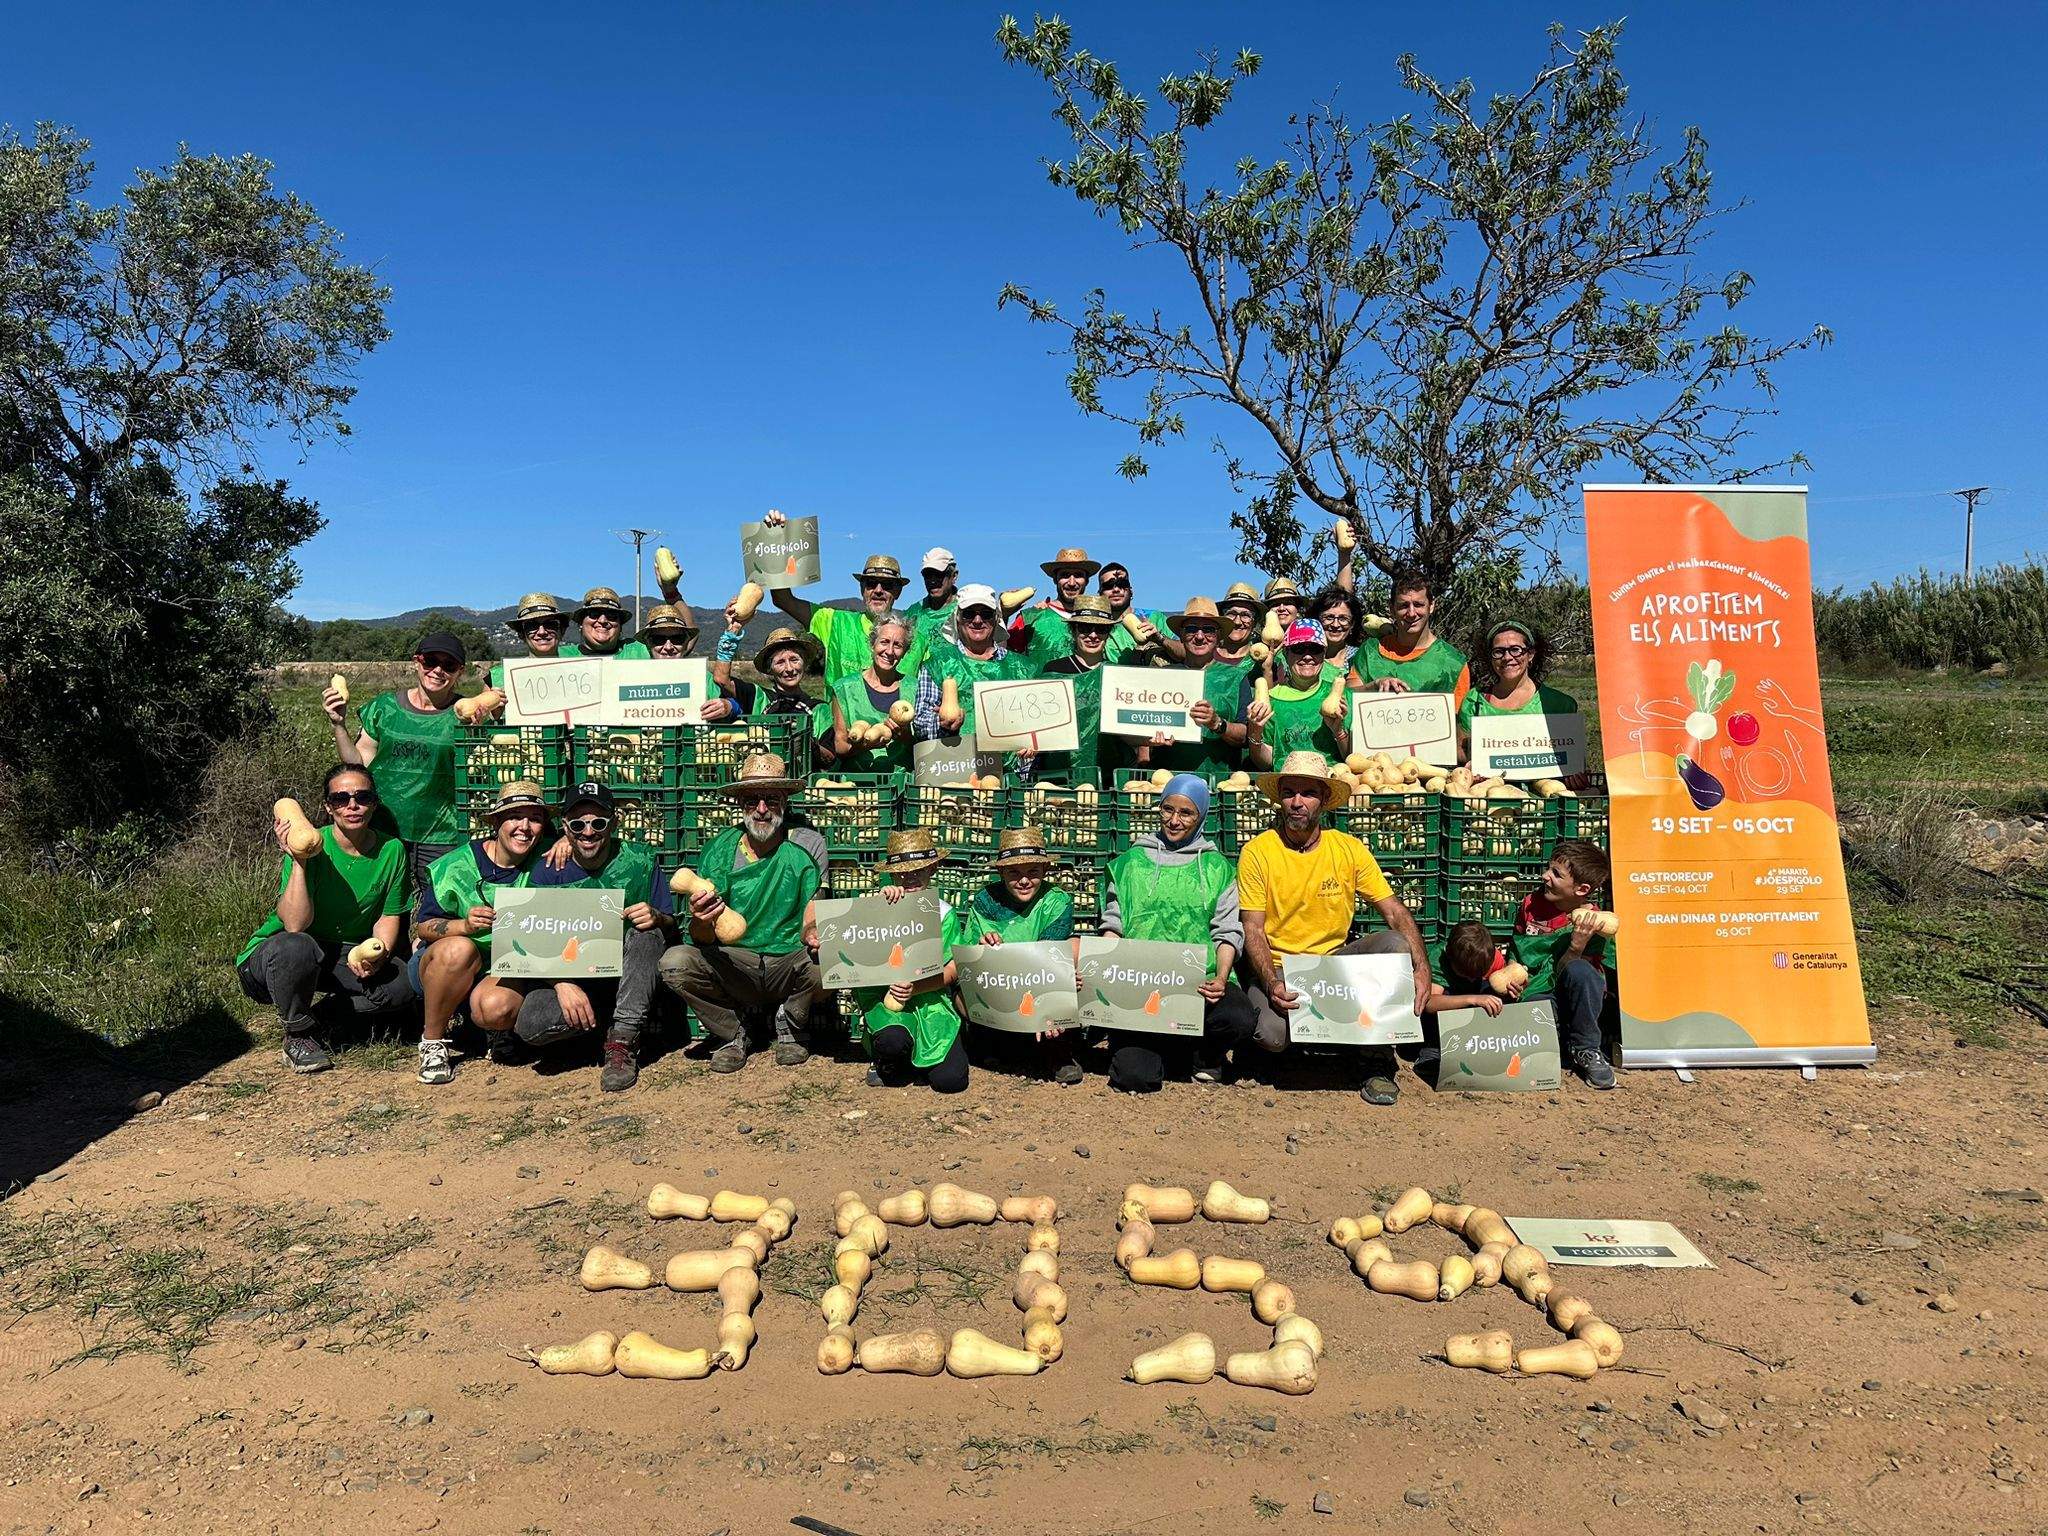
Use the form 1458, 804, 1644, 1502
408, 779, 553, 1086
573, 587, 648, 658
909, 547, 960, 653
324, 627, 469, 899
766, 522, 926, 688
1237, 751, 1432, 1106
913, 583, 1031, 742
1007, 546, 1101, 669
511, 781, 677, 1093
490, 593, 576, 689
1246, 617, 1351, 770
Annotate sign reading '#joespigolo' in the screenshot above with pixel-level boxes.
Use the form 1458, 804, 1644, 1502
492, 888, 624, 979
953, 941, 1079, 1032
739, 515, 822, 590
1281, 952, 1422, 1046
1583, 483, 1871, 1070
814, 890, 946, 988
1075, 937, 1206, 1036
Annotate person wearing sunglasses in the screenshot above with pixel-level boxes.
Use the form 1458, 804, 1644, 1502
571, 587, 650, 659
235, 764, 414, 1074
1458, 619, 1581, 766
509, 782, 676, 1093
1007, 545, 1101, 669
408, 780, 552, 1085
909, 546, 961, 653
633, 603, 744, 722
913, 584, 1031, 743
770, 547, 925, 689
1140, 597, 1254, 779
489, 592, 578, 690
1349, 565, 1471, 709
324, 629, 468, 897
1096, 561, 1177, 665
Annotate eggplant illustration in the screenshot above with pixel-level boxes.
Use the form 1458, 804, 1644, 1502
1674, 753, 1726, 811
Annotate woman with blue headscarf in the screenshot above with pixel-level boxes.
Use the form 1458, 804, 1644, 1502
1098, 774, 1258, 1090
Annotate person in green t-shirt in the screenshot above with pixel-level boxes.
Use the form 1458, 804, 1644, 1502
853, 829, 970, 1093
514, 781, 677, 1093
771, 544, 923, 689
572, 586, 649, 659
659, 752, 828, 1073
1503, 838, 1616, 1090
489, 592, 578, 689
235, 764, 413, 1074
909, 546, 960, 652
326, 628, 468, 894
1350, 564, 1472, 709
407, 780, 551, 1085
956, 827, 1080, 1084
1246, 618, 1350, 769
1457, 619, 1582, 777
1007, 546, 1101, 670
822, 612, 915, 772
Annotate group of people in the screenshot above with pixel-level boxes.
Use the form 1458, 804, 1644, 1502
237, 538, 1611, 1097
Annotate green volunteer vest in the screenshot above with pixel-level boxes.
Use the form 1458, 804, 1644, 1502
812, 608, 928, 690
360, 691, 462, 843
698, 826, 820, 956
1103, 608, 1171, 665
921, 642, 1024, 737
826, 671, 912, 772
425, 840, 533, 954
1033, 663, 1104, 785
962, 883, 1073, 942
1357, 636, 1468, 695
1460, 682, 1581, 731
856, 903, 967, 1068
1014, 605, 1075, 668
1263, 676, 1348, 765
1151, 659, 1250, 778
1107, 844, 1232, 972
1512, 920, 1609, 999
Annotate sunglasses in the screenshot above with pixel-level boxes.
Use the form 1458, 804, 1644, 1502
961, 608, 995, 622
1179, 623, 1218, 636
923, 569, 952, 582
864, 578, 901, 591
417, 653, 460, 672
565, 815, 611, 834
325, 788, 378, 808
584, 614, 620, 626
1491, 644, 1532, 658
520, 619, 564, 634
1099, 577, 1130, 590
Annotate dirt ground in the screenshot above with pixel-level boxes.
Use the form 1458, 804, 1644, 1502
3, 1006, 2043, 1536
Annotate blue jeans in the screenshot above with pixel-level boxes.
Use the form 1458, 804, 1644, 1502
1546, 957, 1608, 1057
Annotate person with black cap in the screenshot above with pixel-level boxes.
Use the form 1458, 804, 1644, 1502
324, 629, 468, 896
490, 592, 577, 689
511, 781, 676, 1092
407, 779, 552, 1085
769, 538, 926, 688
572, 586, 649, 659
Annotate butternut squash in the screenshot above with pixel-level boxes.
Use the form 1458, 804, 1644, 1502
453, 688, 503, 724
1115, 1217, 1155, 1272
1333, 515, 1356, 552
928, 1182, 998, 1227
1366, 1259, 1439, 1302
1437, 1254, 1476, 1301
998, 586, 1035, 615
654, 545, 682, 601
1515, 1270, 1555, 1308
1200, 1180, 1270, 1224
1014, 1276, 1068, 1322
946, 1327, 1043, 1379
709, 1190, 769, 1224
1383, 1186, 1434, 1234
1547, 1292, 1594, 1333
580, 1244, 653, 1292
1487, 962, 1530, 997
1122, 1183, 1196, 1223
1272, 1313, 1324, 1360
857, 1328, 947, 1376
1022, 1306, 1063, 1362
843, 1213, 890, 1257
820, 1284, 858, 1327
1027, 1224, 1060, 1254
1501, 1244, 1548, 1290
1260, 612, 1285, 646
669, 869, 748, 944
833, 1248, 871, 1293
1251, 1279, 1297, 1324
731, 582, 765, 622
536, 1330, 616, 1376
1200, 1256, 1265, 1294
647, 1184, 711, 1221
1572, 1318, 1625, 1368
1516, 1339, 1600, 1379
713, 1312, 756, 1370
1346, 1237, 1393, 1278
719, 1264, 762, 1317
328, 672, 349, 706
1251, 675, 1271, 713
999, 1194, 1058, 1225
755, 1205, 794, 1242
816, 1325, 856, 1375
346, 936, 385, 970
1321, 685, 1349, 724
273, 798, 323, 860
1590, 911, 1620, 937
1446, 1330, 1515, 1373
876, 1189, 927, 1226
1472, 1241, 1511, 1287
1330, 1214, 1383, 1248
614, 1330, 714, 1381
1017, 1250, 1059, 1286
1224, 1340, 1317, 1396
663, 1247, 749, 1292
888, 699, 914, 725
937, 677, 965, 731
1126, 1248, 1201, 1289
1431, 1202, 1475, 1233
1461, 1208, 1514, 1250
730, 1228, 769, 1265
1128, 1331, 1215, 1386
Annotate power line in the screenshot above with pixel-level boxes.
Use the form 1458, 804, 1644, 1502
1950, 488, 1990, 581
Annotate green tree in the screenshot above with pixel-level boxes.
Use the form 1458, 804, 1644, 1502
995, 18, 1827, 600
0, 124, 388, 856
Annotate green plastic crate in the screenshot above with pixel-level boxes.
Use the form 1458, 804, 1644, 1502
1551, 793, 1611, 850
827, 858, 887, 898
455, 724, 571, 796
1442, 795, 1551, 865
571, 726, 688, 792
1011, 782, 1111, 855
1211, 790, 1273, 856
1442, 868, 1542, 934
682, 715, 812, 777
792, 772, 903, 853
1332, 791, 1440, 864
1045, 858, 1108, 931
906, 782, 1007, 853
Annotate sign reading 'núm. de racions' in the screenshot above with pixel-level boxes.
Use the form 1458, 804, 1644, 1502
953, 941, 1078, 1032
503, 656, 708, 725
492, 887, 624, 979
1075, 937, 1206, 1036
814, 889, 947, 988
1099, 666, 1205, 742
601, 660, 710, 725
739, 515, 822, 591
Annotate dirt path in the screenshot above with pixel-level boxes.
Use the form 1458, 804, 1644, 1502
3, 1011, 2044, 1535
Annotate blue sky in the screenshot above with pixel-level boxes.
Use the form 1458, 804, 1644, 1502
5, 2, 2043, 618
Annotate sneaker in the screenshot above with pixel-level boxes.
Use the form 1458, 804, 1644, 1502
1572, 1048, 1616, 1090
865, 1064, 910, 1089
773, 1040, 811, 1068
280, 1030, 332, 1073
1053, 1061, 1083, 1086
1191, 1065, 1224, 1086
708, 1041, 749, 1074
600, 1038, 639, 1093
486, 1032, 535, 1067
417, 1039, 455, 1085
1359, 1073, 1399, 1106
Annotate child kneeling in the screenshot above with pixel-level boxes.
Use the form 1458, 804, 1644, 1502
849, 831, 968, 1093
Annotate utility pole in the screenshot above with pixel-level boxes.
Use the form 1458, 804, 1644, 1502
615, 527, 658, 630
1950, 489, 1989, 581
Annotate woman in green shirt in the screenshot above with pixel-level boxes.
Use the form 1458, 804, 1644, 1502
573, 586, 649, 659
858, 830, 970, 1093
959, 827, 1080, 1083
824, 612, 914, 772
1246, 618, 1349, 769
325, 629, 468, 896
1458, 619, 1581, 762
235, 764, 413, 1074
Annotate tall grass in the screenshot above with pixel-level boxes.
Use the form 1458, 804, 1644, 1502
1815, 560, 2048, 672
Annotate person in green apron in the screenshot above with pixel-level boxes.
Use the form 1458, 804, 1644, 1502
1252, 576, 1307, 685
1350, 564, 1471, 709
1007, 546, 1101, 669
489, 592, 578, 689
854, 829, 970, 1093
658, 751, 828, 1072
1098, 775, 1257, 1090
712, 623, 822, 718
1036, 593, 1119, 786
910, 546, 960, 653
957, 826, 1080, 1083
1246, 618, 1349, 769
914, 584, 1031, 742
771, 550, 924, 689
407, 779, 550, 1085
573, 586, 649, 659
632, 602, 739, 723
1217, 582, 1265, 664
325, 628, 467, 897
1140, 597, 1255, 778
235, 764, 414, 1074
1457, 618, 1581, 772
1097, 560, 1174, 665
823, 612, 915, 772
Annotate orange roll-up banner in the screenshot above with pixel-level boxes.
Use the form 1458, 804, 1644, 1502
1583, 485, 1872, 1068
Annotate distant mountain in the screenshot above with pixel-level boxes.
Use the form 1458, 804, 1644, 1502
324, 595, 872, 656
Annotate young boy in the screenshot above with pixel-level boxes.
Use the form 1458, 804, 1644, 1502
1505, 838, 1616, 1090
1412, 918, 1506, 1084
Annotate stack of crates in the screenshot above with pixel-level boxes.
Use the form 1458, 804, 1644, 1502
1337, 790, 1443, 947
1441, 793, 1550, 935
794, 772, 904, 894
1012, 782, 1112, 935
454, 724, 571, 835
906, 781, 1007, 855
1210, 787, 1272, 857
683, 715, 812, 780
571, 726, 689, 853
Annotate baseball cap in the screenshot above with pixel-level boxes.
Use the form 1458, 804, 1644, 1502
1283, 618, 1328, 650
956, 583, 999, 614
564, 780, 616, 817
921, 547, 958, 573
414, 631, 468, 664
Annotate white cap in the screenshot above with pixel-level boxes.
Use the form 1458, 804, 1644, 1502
956, 583, 999, 614
921, 547, 957, 573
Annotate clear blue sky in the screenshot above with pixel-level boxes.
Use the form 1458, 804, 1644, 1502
5, 2, 2042, 618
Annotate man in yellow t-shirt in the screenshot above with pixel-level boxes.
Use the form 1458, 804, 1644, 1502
1237, 750, 1432, 1106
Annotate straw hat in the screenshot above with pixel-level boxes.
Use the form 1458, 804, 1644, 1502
574, 586, 631, 619
1039, 546, 1102, 578
753, 625, 822, 674
1256, 750, 1352, 809
853, 555, 909, 587
510, 593, 566, 628
879, 827, 948, 873
640, 602, 699, 640
1261, 577, 1304, 604
993, 826, 1061, 869
722, 751, 807, 799
1063, 593, 1117, 627
486, 779, 552, 820
1166, 595, 1224, 638
1219, 582, 1266, 619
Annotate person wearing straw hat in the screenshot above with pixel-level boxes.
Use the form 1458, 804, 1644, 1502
1245, 618, 1350, 770
712, 623, 822, 718
1007, 546, 1102, 669
573, 586, 649, 659
771, 548, 927, 689
1236, 752, 1432, 1105
1140, 596, 1255, 779
1032, 593, 1124, 787
1098, 774, 1258, 1091
657, 752, 828, 1073
407, 779, 553, 1085
1217, 582, 1265, 663
489, 592, 576, 689
822, 610, 915, 772
635, 602, 742, 722
853, 829, 972, 1093
959, 826, 1083, 1084
913, 584, 1032, 742
1249, 576, 1308, 686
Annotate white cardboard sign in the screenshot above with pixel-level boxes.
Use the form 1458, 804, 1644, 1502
601, 660, 710, 725
972, 677, 1079, 754
1350, 690, 1458, 766
503, 656, 606, 725
1468, 712, 1587, 780
1099, 665, 1205, 743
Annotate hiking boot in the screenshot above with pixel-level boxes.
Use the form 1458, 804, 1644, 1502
1572, 1048, 1616, 1090
486, 1032, 535, 1067
773, 1039, 811, 1067
1359, 1072, 1399, 1106
708, 1040, 749, 1074
600, 1038, 639, 1093
417, 1038, 455, 1085
1053, 1061, 1083, 1086
281, 1030, 332, 1073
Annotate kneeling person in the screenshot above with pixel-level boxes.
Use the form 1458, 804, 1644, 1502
512, 783, 676, 1092
855, 830, 969, 1093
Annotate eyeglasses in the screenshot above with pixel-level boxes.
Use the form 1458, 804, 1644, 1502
1491, 644, 1532, 659
418, 653, 460, 672
325, 789, 378, 807
565, 815, 611, 834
